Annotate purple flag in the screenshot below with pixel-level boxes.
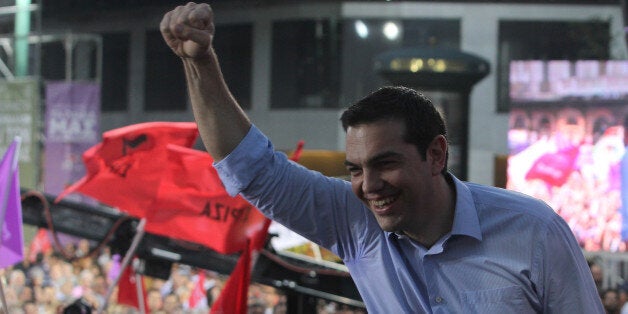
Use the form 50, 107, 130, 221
0, 138, 24, 269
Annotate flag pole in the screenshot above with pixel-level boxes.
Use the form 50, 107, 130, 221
0, 273, 8, 314
133, 258, 146, 314
98, 218, 146, 314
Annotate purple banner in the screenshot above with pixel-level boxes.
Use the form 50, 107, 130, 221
44, 81, 101, 201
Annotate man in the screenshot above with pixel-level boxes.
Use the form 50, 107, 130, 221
160, 3, 603, 313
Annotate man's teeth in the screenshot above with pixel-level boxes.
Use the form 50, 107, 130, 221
371, 197, 395, 207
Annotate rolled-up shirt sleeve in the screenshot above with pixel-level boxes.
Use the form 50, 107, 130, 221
214, 125, 273, 197
212, 125, 372, 261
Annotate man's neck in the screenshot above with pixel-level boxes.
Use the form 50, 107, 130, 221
404, 174, 457, 248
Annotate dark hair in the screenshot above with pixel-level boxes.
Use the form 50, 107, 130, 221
340, 86, 448, 174
63, 298, 93, 314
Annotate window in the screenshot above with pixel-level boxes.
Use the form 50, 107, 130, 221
214, 24, 253, 110
271, 19, 341, 109
144, 30, 187, 111
40, 41, 65, 80
101, 32, 129, 111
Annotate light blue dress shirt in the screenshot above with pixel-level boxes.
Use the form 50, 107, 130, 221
215, 125, 603, 314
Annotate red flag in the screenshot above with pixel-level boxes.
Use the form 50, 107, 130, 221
145, 145, 269, 254
27, 228, 52, 263
117, 261, 149, 311
210, 241, 252, 314
56, 122, 294, 314
56, 122, 198, 218
525, 145, 580, 187
289, 140, 305, 162
188, 270, 206, 309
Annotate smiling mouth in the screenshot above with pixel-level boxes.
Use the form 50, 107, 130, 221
369, 196, 397, 211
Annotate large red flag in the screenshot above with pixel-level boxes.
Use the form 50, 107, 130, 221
58, 123, 304, 313
145, 144, 269, 254
56, 122, 198, 218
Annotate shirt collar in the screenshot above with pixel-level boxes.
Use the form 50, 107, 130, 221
450, 174, 483, 241
386, 173, 482, 242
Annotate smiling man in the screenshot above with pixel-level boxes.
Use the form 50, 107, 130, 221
160, 2, 603, 313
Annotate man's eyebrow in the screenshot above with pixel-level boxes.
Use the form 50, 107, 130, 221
344, 151, 402, 168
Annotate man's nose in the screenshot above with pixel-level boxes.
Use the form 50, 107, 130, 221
362, 170, 383, 194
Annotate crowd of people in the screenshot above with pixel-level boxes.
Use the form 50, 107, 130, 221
507, 121, 627, 252
0, 236, 370, 314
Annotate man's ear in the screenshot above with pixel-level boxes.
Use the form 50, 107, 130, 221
427, 135, 447, 175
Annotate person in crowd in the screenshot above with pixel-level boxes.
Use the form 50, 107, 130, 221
159, 2, 603, 312
147, 288, 164, 312
590, 259, 606, 295
617, 283, 628, 314
162, 293, 183, 314
603, 288, 621, 314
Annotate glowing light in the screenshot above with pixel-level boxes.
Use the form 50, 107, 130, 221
354, 20, 369, 39
410, 58, 423, 72
383, 22, 400, 41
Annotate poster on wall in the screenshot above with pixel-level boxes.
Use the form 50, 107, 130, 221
507, 60, 628, 252
0, 79, 40, 189
44, 81, 101, 202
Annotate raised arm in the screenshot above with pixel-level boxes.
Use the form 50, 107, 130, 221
160, 2, 251, 160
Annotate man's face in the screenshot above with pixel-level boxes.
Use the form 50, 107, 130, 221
345, 119, 439, 234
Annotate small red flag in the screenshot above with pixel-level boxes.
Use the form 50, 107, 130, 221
28, 228, 52, 263
210, 241, 252, 314
117, 261, 149, 311
188, 270, 206, 309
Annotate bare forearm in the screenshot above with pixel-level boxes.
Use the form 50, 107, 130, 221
183, 49, 251, 160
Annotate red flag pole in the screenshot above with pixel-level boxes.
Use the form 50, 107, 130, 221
98, 218, 146, 314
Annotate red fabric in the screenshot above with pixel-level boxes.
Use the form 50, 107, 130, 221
210, 241, 252, 314
28, 228, 52, 263
56, 122, 199, 218
145, 145, 269, 254
289, 140, 305, 162
525, 145, 580, 187
188, 271, 206, 309
117, 261, 149, 311
56, 122, 307, 313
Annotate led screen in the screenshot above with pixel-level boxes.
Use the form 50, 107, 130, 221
507, 60, 628, 252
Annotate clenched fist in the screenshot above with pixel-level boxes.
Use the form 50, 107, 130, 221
160, 2, 215, 59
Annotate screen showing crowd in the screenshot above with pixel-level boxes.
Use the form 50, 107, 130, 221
507, 60, 628, 252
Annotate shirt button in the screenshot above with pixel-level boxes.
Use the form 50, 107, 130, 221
435, 296, 443, 303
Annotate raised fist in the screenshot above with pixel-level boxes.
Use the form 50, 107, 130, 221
160, 2, 215, 59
